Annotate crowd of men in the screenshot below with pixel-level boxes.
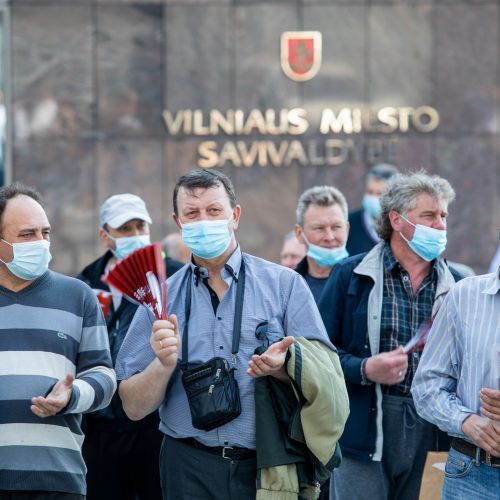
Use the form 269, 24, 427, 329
0, 165, 498, 500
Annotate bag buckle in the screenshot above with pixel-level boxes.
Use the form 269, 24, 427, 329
222, 446, 234, 460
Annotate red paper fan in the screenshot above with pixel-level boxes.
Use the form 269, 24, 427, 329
403, 319, 433, 354
102, 243, 167, 320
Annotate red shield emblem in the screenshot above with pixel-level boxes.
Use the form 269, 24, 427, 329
281, 31, 322, 82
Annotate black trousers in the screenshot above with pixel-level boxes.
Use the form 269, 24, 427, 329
0, 493, 83, 500
82, 426, 163, 500
160, 435, 257, 500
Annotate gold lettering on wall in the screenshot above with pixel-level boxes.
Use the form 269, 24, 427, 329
165, 105, 438, 168
197, 137, 399, 169
164, 106, 439, 137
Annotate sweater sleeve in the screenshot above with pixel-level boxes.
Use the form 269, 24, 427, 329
64, 286, 116, 414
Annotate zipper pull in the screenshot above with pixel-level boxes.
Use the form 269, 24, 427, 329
208, 384, 214, 395
215, 368, 222, 379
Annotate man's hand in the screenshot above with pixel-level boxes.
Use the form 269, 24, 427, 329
364, 347, 408, 385
151, 314, 180, 369
462, 414, 500, 457
31, 373, 74, 418
480, 388, 500, 421
247, 336, 295, 381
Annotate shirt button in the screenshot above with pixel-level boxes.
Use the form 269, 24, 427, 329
372, 315, 377, 320
219, 345, 224, 350
364, 344, 369, 349
403, 275, 409, 282
369, 453, 373, 458
217, 317, 222, 321
413, 352, 419, 358
371, 407, 375, 412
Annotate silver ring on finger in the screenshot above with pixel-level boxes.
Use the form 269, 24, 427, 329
159, 339, 164, 349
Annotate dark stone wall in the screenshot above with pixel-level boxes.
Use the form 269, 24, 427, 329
9, 0, 499, 275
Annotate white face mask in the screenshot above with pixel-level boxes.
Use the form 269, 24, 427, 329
106, 233, 151, 260
398, 214, 447, 262
181, 218, 232, 260
302, 234, 349, 267
0, 239, 52, 280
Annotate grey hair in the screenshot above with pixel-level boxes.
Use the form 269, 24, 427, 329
296, 185, 348, 226
377, 170, 456, 241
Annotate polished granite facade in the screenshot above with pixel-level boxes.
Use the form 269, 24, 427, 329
9, 0, 499, 275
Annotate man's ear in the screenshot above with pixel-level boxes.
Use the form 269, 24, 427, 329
388, 211, 404, 232
99, 228, 113, 250
173, 212, 182, 231
294, 224, 306, 246
232, 205, 241, 231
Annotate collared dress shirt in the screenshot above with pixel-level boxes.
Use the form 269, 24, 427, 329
380, 244, 437, 396
412, 271, 500, 438
115, 246, 333, 450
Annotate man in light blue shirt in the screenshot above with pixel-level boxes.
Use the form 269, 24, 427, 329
115, 168, 347, 500
412, 269, 500, 500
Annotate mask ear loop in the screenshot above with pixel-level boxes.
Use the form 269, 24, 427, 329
0, 238, 13, 265
102, 230, 119, 258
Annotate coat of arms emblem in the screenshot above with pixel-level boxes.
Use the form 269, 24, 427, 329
280, 31, 322, 82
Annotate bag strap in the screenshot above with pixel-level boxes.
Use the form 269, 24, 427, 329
181, 257, 246, 370
231, 258, 246, 363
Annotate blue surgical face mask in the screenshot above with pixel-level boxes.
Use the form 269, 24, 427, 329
0, 239, 52, 280
303, 235, 349, 267
362, 195, 381, 218
107, 233, 150, 260
181, 218, 232, 260
398, 214, 447, 262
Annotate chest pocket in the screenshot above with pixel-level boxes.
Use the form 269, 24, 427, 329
241, 316, 285, 352
241, 317, 285, 349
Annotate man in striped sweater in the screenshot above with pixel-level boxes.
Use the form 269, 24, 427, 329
0, 183, 116, 500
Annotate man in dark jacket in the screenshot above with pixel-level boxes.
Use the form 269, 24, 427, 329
318, 171, 462, 500
77, 193, 182, 500
346, 163, 398, 256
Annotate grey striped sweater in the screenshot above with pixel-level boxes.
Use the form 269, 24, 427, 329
0, 270, 116, 494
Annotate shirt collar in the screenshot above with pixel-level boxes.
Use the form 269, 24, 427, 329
221, 245, 242, 283
483, 270, 500, 295
383, 242, 438, 281
188, 245, 242, 286
383, 243, 400, 272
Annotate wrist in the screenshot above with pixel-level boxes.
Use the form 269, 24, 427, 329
271, 365, 291, 384
360, 358, 372, 385
461, 413, 480, 438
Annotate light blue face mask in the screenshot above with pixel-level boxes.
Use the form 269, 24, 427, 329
0, 238, 52, 280
303, 235, 349, 267
362, 195, 381, 218
399, 214, 447, 262
181, 218, 232, 260
107, 233, 150, 260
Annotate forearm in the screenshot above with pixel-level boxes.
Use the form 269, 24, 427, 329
119, 358, 176, 420
412, 373, 473, 435
69, 366, 117, 414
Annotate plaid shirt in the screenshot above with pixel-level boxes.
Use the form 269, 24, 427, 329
380, 244, 437, 396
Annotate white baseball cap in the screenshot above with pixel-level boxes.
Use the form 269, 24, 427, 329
100, 193, 152, 229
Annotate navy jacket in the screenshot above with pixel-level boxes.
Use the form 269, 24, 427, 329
346, 209, 378, 257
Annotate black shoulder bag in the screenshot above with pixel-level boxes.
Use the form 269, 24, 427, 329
181, 259, 246, 431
